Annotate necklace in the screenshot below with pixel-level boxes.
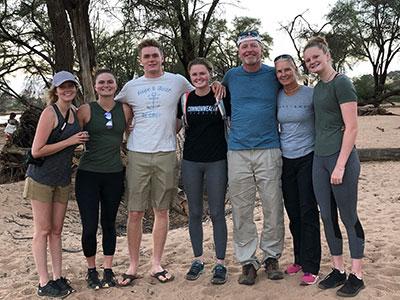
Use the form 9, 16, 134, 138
284, 84, 300, 96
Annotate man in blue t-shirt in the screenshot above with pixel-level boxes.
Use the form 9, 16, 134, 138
222, 31, 284, 285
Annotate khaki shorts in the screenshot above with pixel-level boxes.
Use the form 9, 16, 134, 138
126, 151, 177, 211
23, 177, 71, 204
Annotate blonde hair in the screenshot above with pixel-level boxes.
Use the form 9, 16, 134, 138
304, 36, 330, 54
274, 55, 308, 83
45, 86, 58, 105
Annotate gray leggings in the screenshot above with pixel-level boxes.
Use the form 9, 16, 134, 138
182, 159, 228, 260
312, 149, 365, 259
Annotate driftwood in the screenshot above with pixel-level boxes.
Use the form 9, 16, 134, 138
358, 148, 400, 162
358, 106, 398, 116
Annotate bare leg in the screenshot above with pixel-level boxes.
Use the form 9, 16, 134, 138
86, 256, 96, 269
49, 201, 68, 280
119, 211, 144, 285
103, 256, 113, 269
351, 258, 363, 278
151, 208, 171, 279
332, 255, 345, 272
31, 200, 52, 287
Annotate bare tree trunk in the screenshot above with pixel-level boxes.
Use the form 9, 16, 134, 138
64, 0, 96, 104
46, 0, 74, 72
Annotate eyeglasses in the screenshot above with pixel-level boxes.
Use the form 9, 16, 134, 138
104, 112, 113, 129
274, 54, 295, 63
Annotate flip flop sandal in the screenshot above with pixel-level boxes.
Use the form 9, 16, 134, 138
151, 270, 175, 283
118, 273, 140, 287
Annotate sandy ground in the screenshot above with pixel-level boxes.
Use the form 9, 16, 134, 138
0, 109, 399, 300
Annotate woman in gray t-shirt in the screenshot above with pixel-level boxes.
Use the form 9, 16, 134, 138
304, 36, 365, 297
274, 54, 321, 285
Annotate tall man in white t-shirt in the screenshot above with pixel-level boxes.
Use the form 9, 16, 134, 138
115, 39, 193, 284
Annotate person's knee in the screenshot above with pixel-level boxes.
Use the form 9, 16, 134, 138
128, 211, 145, 224
34, 225, 52, 240
153, 208, 169, 220
209, 209, 225, 224
100, 214, 117, 229
300, 206, 320, 221
319, 212, 333, 226
101, 222, 116, 237
189, 207, 203, 221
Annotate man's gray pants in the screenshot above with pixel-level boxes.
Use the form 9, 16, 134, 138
228, 148, 284, 269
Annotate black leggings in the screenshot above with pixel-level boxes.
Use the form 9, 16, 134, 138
75, 169, 124, 257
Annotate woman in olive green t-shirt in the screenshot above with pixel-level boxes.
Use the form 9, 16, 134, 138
304, 36, 365, 298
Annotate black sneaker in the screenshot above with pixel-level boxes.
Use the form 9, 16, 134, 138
186, 260, 204, 281
318, 268, 347, 290
211, 264, 227, 285
86, 269, 101, 290
37, 280, 69, 298
101, 269, 117, 288
336, 273, 365, 297
264, 258, 284, 280
55, 277, 75, 294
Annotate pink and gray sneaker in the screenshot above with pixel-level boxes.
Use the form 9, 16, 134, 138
301, 273, 319, 285
285, 264, 302, 275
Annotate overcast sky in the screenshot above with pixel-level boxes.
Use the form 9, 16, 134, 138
224, 0, 374, 76
9, 0, 399, 92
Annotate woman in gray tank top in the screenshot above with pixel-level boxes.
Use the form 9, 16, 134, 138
23, 71, 89, 298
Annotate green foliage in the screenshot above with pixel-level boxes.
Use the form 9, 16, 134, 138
327, 0, 400, 103
0, 0, 55, 106
118, 0, 273, 80
94, 28, 140, 87
353, 71, 400, 104
208, 16, 272, 78
353, 74, 375, 103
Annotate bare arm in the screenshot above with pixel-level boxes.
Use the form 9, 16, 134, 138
331, 101, 358, 185
77, 103, 91, 129
176, 118, 182, 133
122, 103, 133, 134
31, 106, 89, 158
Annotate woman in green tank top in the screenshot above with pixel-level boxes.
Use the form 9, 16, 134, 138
76, 69, 132, 290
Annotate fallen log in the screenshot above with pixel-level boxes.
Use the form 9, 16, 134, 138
358, 148, 400, 162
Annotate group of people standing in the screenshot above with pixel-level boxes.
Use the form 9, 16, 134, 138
23, 31, 365, 298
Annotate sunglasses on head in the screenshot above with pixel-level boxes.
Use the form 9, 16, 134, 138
104, 111, 113, 129
238, 30, 260, 38
274, 54, 295, 63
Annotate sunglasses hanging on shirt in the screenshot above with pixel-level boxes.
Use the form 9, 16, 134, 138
104, 111, 113, 129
